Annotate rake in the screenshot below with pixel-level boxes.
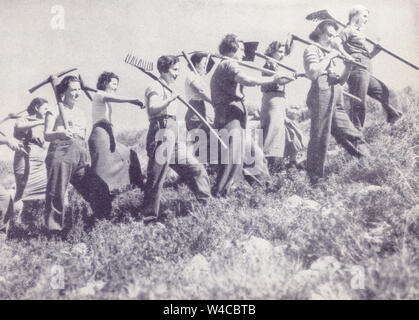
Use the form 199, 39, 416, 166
124, 53, 228, 149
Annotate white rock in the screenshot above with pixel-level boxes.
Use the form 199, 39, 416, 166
310, 256, 342, 273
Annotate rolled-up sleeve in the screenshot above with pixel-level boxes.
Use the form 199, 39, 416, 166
303, 45, 321, 80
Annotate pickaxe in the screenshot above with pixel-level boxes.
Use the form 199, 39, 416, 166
243, 41, 362, 103
306, 9, 419, 70
78, 74, 95, 101
29, 68, 78, 130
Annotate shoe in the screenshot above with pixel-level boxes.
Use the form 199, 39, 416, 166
387, 112, 403, 124
143, 215, 158, 225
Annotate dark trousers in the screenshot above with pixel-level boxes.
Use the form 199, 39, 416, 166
306, 79, 367, 179
45, 137, 91, 231
45, 137, 112, 231
143, 117, 211, 219
347, 54, 402, 129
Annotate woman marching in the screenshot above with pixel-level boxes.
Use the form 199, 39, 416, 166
260, 40, 305, 173
13, 98, 49, 205
333, 5, 402, 129
303, 20, 369, 185
88, 71, 144, 199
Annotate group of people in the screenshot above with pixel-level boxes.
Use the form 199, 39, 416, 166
0, 5, 403, 236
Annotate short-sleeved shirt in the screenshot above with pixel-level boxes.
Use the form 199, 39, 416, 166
92, 91, 112, 124
14, 115, 45, 148
339, 25, 370, 58
145, 79, 178, 119
210, 59, 244, 106
53, 103, 88, 139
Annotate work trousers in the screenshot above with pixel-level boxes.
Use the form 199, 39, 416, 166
306, 77, 367, 179
45, 137, 110, 231
143, 117, 211, 219
347, 53, 402, 129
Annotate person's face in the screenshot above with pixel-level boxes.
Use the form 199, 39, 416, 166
271, 45, 285, 61
163, 62, 180, 84
63, 81, 81, 104
36, 103, 49, 118
195, 57, 208, 75
355, 11, 369, 28
320, 26, 337, 47
106, 78, 119, 93
233, 42, 245, 60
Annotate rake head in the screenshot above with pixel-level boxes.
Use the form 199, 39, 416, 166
305, 9, 334, 22
124, 54, 154, 72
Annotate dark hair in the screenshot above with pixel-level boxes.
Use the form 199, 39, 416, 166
56, 75, 80, 97
96, 71, 119, 90
157, 55, 180, 74
189, 52, 208, 70
27, 97, 48, 115
218, 34, 241, 55
309, 20, 339, 42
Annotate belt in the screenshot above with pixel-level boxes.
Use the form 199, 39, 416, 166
149, 114, 176, 122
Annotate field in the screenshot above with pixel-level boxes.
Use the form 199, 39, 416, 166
0, 88, 418, 300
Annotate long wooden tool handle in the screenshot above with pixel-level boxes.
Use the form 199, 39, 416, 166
163, 84, 229, 150
181, 51, 199, 75
255, 52, 297, 73
365, 38, 419, 70
50, 81, 69, 130
130, 65, 229, 150
292, 35, 368, 70
330, 16, 418, 70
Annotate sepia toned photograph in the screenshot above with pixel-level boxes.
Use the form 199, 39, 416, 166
0, 0, 418, 303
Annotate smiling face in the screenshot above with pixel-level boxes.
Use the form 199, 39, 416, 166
106, 77, 119, 93
162, 62, 180, 84
63, 81, 81, 105
271, 45, 285, 61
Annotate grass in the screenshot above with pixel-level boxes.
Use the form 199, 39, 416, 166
0, 88, 418, 299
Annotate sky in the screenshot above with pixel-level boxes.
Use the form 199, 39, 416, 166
0, 0, 418, 160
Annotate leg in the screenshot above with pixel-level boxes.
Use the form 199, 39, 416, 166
306, 86, 334, 180
347, 69, 370, 129
331, 89, 368, 158
367, 76, 402, 123
213, 118, 243, 197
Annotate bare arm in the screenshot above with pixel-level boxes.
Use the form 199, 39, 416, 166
189, 80, 212, 103
44, 112, 71, 141
0, 135, 24, 152
15, 118, 44, 131
234, 71, 284, 87
305, 50, 340, 80
147, 92, 179, 117
101, 91, 143, 106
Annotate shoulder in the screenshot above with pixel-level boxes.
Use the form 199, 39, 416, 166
339, 25, 354, 39
145, 81, 163, 98
93, 90, 106, 102
304, 45, 321, 59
